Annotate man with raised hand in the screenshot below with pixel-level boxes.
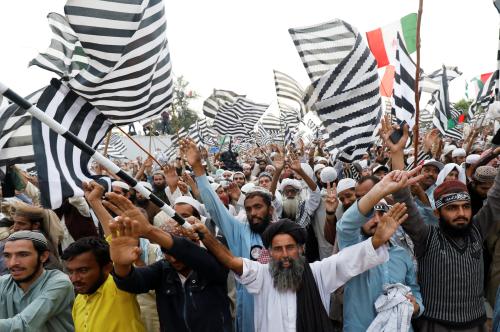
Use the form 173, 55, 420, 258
180, 138, 277, 332
381, 116, 500, 331
187, 208, 405, 332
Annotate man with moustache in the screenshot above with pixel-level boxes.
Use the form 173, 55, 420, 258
181, 139, 277, 332
190, 213, 404, 332
386, 123, 500, 331
0, 231, 74, 331
62, 237, 145, 332
151, 171, 170, 204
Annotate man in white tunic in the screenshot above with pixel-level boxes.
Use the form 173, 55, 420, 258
190, 194, 408, 332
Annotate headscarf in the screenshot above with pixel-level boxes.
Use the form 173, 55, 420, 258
435, 163, 466, 186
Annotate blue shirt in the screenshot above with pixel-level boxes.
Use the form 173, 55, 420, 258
337, 202, 424, 332
196, 175, 259, 332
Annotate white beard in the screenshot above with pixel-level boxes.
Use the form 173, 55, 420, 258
282, 196, 300, 220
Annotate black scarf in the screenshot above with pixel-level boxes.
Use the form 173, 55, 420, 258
296, 262, 336, 332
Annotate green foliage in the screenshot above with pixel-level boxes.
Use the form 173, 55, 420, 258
169, 76, 199, 133
453, 99, 472, 114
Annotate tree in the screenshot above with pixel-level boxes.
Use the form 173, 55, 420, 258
169, 76, 199, 134
453, 99, 472, 115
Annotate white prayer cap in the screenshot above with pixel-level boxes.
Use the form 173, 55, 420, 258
358, 159, 369, 169
241, 183, 255, 195
314, 156, 328, 164
337, 178, 356, 194
443, 145, 457, 156
210, 182, 222, 192
174, 196, 202, 215
452, 148, 466, 158
465, 154, 480, 165
313, 164, 326, 173
112, 181, 130, 191
320, 167, 337, 184
280, 178, 302, 192
138, 181, 152, 191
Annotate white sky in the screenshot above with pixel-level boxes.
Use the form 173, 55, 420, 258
0, 0, 498, 115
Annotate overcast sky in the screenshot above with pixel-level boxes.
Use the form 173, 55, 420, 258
0, 0, 498, 115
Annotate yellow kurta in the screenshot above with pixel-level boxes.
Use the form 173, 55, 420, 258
72, 275, 145, 332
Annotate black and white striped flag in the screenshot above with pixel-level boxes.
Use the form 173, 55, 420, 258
419, 66, 462, 94
288, 20, 357, 83
273, 70, 306, 118
97, 133, 127, 159
429, 91, 462, 140
469, 70, 498, 118
213, 97, 269, 137
280, 105, 301, 128
202, 89, 244, 120
392, 33, 416, 129
32, 79, 113, 209
255, 122, 273, 146
294, 20, 382, 162
0, 89, 44, 178
260, 113, 282, 131
29, 13, 88, 79
30, 0, 174, 124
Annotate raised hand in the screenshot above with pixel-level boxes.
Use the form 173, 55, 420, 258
82, 181, 105, 203
273, 149, 286, 171
163, 164, 177, 176
324, 182, 339, 213
288, 151, 302, 172
182, 172, 196, 188
226, 182, 241, 202
179, 139, 202, 168
103, 192, 153, 236
376, 166, 424, 196
379, 115, 409, 154
177, 180, 189, 194
423, 129, 441, 153
372, 202, 408, 248
144, 156, 153, 168
109, 217, 142, 267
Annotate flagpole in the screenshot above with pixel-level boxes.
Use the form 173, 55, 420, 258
0, 82, 196, 232
413, 0, 423, 168
115, 126, 163, 167
103, 130, 112, 158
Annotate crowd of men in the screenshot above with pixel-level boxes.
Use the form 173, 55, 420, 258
0, 118, 499, 332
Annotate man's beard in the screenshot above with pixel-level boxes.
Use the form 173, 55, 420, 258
269, 255, 306, 292
282, 196, 300, 221
80, 270, 108, 295
439, 216, 472, 237
136, 198, 148, 207
153, 182, 166, 192
248, 214, 271, 234
13, 258, 43, 284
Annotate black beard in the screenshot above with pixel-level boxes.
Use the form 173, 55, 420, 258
439, 217, 472, 237
153, 183, 166, 191
13, 258, 43, 284
269, 255, 305, 292
248, 214, 271, 234
136, 198, 148, 207
80, 270, 108, 295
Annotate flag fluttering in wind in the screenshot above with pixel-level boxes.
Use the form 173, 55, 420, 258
365, 13, 417, 68
97, 133, 127, 159
31, 0, 174, 124
273, 70, 306, 118
289, 20, 357, 83
213, 97, 269, 138
392, 33, 417, 129
419, 66, 462, 94
202, 89, 244, 120
0, 89, 44, 178
469, 71, 498, 119
32, 79, 113, 209
291, 19, 382, 162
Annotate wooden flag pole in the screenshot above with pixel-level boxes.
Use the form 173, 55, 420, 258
115, 126, 162, 167
103, 130, 112, 158
413, 0, 423, 168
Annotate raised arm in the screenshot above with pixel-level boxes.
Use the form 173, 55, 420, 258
191, 222, 243, 275
379, 116, 430, 256
83, 181, 113, 236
